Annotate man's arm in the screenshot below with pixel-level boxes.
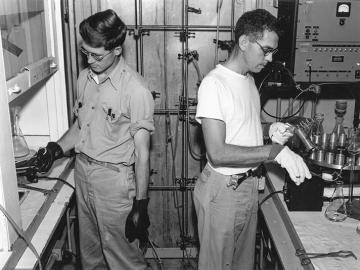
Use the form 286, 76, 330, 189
201, 117, 311, 184
30, 120, 80, 173
201, 118, 272, 167
134, 128, 151, 199
57, 120, 81, 153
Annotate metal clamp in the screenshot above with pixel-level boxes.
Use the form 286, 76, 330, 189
295, 248, 357, 265
18, 183, 56, 195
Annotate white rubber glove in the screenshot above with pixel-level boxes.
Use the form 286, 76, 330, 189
274, 146, 312, 185
269, 122, 294, 145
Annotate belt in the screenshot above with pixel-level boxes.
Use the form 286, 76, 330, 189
78, 153, 122, 172
227, 165, 264, 190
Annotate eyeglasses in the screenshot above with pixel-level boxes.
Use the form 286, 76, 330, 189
80, 47, 114, 62
254, 40, 278, 57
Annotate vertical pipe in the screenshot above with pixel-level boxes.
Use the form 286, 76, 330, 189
276, 97, 281, 119
134, 0, 139, 72
184, 0, 190, 238
231, 0, 235, 41
288, 98, 293, 116
181, 0, 188, 240
311, 100, 316, 119
139, 0, 144, 75
300, 100, 305, 117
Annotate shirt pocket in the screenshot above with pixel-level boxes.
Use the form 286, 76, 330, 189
102, 104, 129, 140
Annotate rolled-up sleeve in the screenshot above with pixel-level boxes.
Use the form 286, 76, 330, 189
129, 85, 155, 137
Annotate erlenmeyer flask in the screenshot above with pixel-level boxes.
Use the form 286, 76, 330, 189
325, 180, 347, 222
311, 113, 324, 137
11, 106, 30, 158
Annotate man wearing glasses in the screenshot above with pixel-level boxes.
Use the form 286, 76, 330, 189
194, 9, 311, 270
31, 9, 154, 269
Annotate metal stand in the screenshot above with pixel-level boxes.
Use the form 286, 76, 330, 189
346, 156, 360, 220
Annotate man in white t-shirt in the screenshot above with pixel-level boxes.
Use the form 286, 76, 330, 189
194, 9, 311, 270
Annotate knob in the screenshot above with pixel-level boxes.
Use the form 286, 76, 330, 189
8, 84, 22, 95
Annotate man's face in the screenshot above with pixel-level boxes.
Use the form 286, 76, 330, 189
244, 30, 279, 73
80, 43, 118, 74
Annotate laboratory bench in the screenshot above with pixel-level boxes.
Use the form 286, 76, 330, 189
0, 158, 76, 270
259, 163, 360, 270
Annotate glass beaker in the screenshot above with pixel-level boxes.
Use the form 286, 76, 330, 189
312, 113, 324, 136
331, 101, 347, 144
331, 116, 346, 139
325, 180, 347, 222
10, 106, 30, 158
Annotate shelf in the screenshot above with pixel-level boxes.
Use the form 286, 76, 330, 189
7, 57, 58, 103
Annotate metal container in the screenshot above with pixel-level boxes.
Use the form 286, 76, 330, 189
316, 150, 324, 162
321, 133, 329, 149
325, 151, 334, 164
335, 153, 345, 166
356, 157, 360, 166
329, 133, 337, 150
312, 134, 321, 146
338, 133, 347, 147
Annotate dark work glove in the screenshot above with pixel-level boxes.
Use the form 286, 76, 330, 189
32, 142, 64, 173
125, 198, 150, 246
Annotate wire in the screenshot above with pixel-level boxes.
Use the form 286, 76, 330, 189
37, 176, 75, 190
191, 59, 203, 87
0, 204, 43, 270
259, 190, 284, 207
148, 239, 164, 270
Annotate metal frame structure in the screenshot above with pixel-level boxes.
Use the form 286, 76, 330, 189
126, 0, 236, 266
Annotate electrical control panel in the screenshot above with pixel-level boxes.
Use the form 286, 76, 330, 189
277, 0, 360, 82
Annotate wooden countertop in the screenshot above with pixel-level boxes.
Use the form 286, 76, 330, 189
0, 158, 74, 269
261, 163, 360, 270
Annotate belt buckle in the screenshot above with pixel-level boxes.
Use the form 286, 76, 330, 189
227, 173, 245, 190
227, 170, 252, 190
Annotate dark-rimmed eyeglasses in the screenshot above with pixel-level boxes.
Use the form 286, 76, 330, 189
254, 41, 278, 57
80, 47, 114, 62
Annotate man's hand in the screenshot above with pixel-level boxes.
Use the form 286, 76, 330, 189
125, 198, 150, 246
274, 146, 312, 185
32, 142, 64, 173
269, 122, 294, 145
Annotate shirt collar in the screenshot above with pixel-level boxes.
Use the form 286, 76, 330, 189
87, 56, 127, 86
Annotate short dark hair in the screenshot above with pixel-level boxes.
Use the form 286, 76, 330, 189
234, 9, 279, 43
79, 9, 127, 50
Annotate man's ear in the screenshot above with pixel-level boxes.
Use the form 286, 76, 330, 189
114, 46, 122, 56
238, 35, 250, 51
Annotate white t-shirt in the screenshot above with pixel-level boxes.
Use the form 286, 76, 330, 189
196, 64, 264, 175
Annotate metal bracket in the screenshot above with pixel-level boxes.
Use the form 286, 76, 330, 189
213, 39, 233, 52
187, 6, 201, 14
151, 91, 160, 100
129, 28, 150, 40
174, 31, 195, 42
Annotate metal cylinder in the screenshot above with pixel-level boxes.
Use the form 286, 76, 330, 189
325, 151, 334, 164
294, 127, 316, 152
316, 150, 324, 162
338, 133, 347, 147
329, 133, 337, 150
321, 133, 329, 149
335, 153, 345, 166
312, 134, 321, 146
356, 157, 360, 166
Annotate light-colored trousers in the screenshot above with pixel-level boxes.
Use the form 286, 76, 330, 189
194, 163, 258, 270
75, 154, 147, 270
